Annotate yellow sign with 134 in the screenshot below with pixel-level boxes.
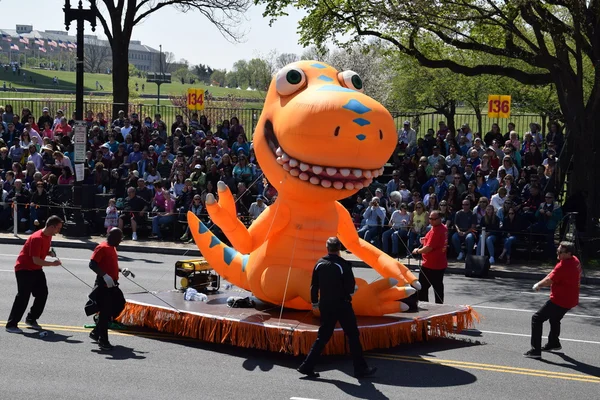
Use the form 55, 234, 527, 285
187, 88, 205, 111
487, 95, 511, 118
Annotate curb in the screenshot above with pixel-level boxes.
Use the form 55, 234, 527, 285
0, 236, 201, 257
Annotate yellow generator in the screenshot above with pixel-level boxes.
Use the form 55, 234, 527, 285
174, 258, 220, 292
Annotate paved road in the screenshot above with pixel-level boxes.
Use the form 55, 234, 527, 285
0, 244, 598, 400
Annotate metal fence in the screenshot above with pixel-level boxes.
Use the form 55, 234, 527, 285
0, 98, 544, 141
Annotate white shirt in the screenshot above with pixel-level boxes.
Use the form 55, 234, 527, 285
248, 201, 267, 220
490, 193, 506, 211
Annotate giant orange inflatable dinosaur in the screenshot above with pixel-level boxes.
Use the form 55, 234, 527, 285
188, 60, 421, 316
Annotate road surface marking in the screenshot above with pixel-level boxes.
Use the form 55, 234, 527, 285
367, 354, 600, 383
518, 291, 600, 301
473, 305, 600, 319
462, 329, 600, 345
290, 398, 321, 400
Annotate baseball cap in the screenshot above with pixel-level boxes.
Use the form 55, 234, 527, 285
43, 107, 49, 112
403, 120, 410, 125
194, 164, 201, 169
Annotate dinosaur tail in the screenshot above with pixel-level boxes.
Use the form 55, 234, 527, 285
187, 212, 250, 289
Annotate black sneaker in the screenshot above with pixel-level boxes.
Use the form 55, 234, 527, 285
542, 343, 562, 352
89, 331, 99, 342
98, 340, 114, 351
355, 366, 378, 378
524, 349, 542, 359
25, 318, 42, 330
297, 365, 320, 378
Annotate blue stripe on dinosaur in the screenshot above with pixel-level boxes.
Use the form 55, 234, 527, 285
353, 118, 370, 127
343, 99, 371, 115
209, 236, 221, 248
317, 85, 355, 93
241, 254, 250, 272
311, 63, 327, 69
317, 75, 333, 82
224, 246, 239, 266
198, 221, 209, 234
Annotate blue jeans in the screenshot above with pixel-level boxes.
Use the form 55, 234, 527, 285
451, 232, 476, 256
479, 234, 497, 257
504, 236, 517, 255
152, 215, 175, 238
382, 229, 409, 255
357, 225, 379, 243
29, 207, 41, 230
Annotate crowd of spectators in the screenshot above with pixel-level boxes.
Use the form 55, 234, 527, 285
0, 105, 271, 241
351, 120, 565, 264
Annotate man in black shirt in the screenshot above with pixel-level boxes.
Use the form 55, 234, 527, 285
117, 187, 147, 241
298, 237, 377, 379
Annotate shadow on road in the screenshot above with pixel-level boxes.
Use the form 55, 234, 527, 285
23, 330, 83, 344
541, 353, 600, 378
91, 345, 148, 360
118, 255, 163, 264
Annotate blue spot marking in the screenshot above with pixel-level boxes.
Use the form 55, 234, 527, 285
198, 222, 208, 234
241, 254, 250, 272
356, 134, 366, 141
209, 236, 221, 248
353, 118, 371, 127
316, 85, 355, 93
224, 247, 238, 266
311, 63, 327, 69
317, 75, 333, 82
343, 99, 371, 114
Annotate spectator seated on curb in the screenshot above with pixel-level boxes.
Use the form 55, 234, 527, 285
452, 200, 477, 261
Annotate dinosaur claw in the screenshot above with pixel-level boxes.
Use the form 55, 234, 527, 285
388, 278, 399, 287
405, 287, 416, 296
399, 302, 409, 312
411, 281, 422, 291
217, 181, 228, 192
206, 193, 216, 205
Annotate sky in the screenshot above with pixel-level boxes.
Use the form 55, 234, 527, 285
3, 0, 306, 70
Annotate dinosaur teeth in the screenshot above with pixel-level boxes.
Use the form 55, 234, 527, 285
354, 182, 364, 190
276, 157, 285, 165
275, 147, 283, 156
289, 158, 299, 168
353, 169, 362, 178
340, 168, 350, 177
312, 165, 323, 175
299, 172, 309, 181
372, 169, 380, 178
309, 176, 320, 185
326, 167, 337, 176
362, 178, 372, 186
363, 170, 372, 179
282, 163, 292, 171
299, 163, 310, 172
281, 153, 290, 162
344, 182, 355, 190
320, 179, 332, 188
333, 181, 344, 190
289, 168, 300, 177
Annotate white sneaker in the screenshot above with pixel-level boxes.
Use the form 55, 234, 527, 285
5, 326, 23, 333
20, 218, 27, 222
132, 232, 138, 241
25, 230, 33, 234
457, 252, 465, 261
33, 219, 40, 226
489, 257, 495, 264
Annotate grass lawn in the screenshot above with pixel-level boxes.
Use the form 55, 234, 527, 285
0, 67, 266, 100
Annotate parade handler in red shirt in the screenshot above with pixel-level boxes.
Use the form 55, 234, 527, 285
5, 216, 64, 333
525, 241, 581, 359
86, 228, 133, 351
413, 210, 449, 304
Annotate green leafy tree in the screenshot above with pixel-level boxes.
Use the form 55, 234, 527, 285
210, 69, 227, 86
258, 0, 600, 238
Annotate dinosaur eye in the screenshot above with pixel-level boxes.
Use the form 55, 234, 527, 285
275, 66, 307, 96
338, 70, 364, 93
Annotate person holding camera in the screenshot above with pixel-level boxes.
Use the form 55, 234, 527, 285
356, 197, 386, 244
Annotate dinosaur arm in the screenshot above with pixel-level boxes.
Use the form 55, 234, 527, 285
335, 202, 418, 286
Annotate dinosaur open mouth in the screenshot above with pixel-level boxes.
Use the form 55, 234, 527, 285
264, 120, 383, 190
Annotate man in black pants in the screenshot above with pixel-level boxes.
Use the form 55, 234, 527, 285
297, 237, 377, 379
86, 228, 132, 350
413, 210, 449, 303
5, 216, 63, 333
525, 241, 581, 359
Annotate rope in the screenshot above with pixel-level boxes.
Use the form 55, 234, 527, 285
277, 225, 299, 328
59, 263, 93, 289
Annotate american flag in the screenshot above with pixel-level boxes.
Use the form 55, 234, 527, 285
67, 41, 76, 49
2, 34, 11, 42
48, 39, 57, 47
19, 35, 29, 44
58, 40, 67, 49
35, 38, 44, 46
10, 44, 19, 51
39, 46, 47, 53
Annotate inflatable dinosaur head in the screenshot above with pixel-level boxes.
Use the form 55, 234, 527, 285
253, 60, 397, 201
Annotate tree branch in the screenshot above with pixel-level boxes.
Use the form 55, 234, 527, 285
93, 0, 114, 44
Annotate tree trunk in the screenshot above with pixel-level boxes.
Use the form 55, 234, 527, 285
443, 100, 457, 135
111, 36, 130, 120
474, 107, 482, 137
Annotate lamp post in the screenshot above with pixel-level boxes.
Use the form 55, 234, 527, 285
64, 0, 97, 120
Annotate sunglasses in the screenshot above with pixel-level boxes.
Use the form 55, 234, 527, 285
429, 217, 440, 221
